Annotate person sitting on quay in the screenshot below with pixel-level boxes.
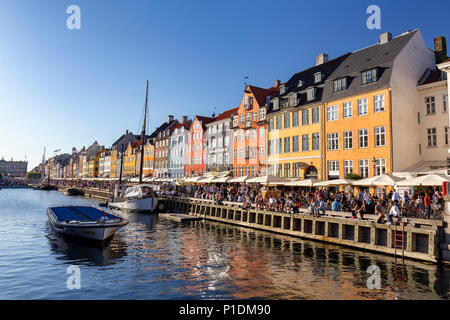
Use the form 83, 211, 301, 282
332, 198, 340, 212
387, 200, 400, 225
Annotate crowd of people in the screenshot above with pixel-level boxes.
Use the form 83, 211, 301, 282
0, 177, 28, 188
157, 183, 445, 222
41, 178, 446, 223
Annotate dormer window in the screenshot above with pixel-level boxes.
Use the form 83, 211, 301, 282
297, 80, 304, 87
333, 77, 348, 92
289, 93, 298, 107
361, 68, 378, 85
306, 87, 316, 101
280, 85, 286, 95
272, 98, 280, 110
314, 72, 323, 83
243, 96, 252, 109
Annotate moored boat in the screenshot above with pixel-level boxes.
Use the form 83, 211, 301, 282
47, 206, 128, 241
108, 184, 158, 212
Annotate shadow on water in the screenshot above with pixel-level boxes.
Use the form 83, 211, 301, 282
45, 222, 128, 267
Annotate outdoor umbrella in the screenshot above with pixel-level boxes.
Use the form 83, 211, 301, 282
246, 175, 288, 185
285, 178, 320, 187
313, 179, 353, 187
229, 176, 249, 183
396, 174, 449, 187
351, 174, 404, 186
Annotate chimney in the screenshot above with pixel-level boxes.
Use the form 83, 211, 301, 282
126, 130, 128, 135
273, 80, 281, 87
181, 116, 188, 123
434, 36, 447, 64
316, 53, 329, 66
379, 32, 392, 44
167, 115, 174, 123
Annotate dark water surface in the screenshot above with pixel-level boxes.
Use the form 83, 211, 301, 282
0, 189, 449, 300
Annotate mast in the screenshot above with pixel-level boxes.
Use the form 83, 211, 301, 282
119, 143, 124, 185
139, 80, 149, 184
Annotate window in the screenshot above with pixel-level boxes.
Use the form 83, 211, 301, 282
327, 133, 339, 151
239, 115, 244, 124
224, 135, 230, 146
259, 128, 265, 138
276, 115, 282, 130
268, 165, 274, 176
445, 127, 449, 145
252, 111, 258, 121
344, 131, 353, 149
276, 138, 282, 154
358, 98, 368, 116
252, 166, 257, 177
260, 108, 266, 120
375, 158, 386, 176
312, 107, 319, 123
284, 113, 290, 129
344, 160, 353, 177
427, 128, 437, 147
312, 133, 320, 150
289, 93, 298, 106
328, 160, 339, 178
359, 159, 369, 178
284, 163, 290, 178
268, 117, 274, 131
426, 97, 435, 114
280, 85, 286, 95
374, 94, 385, 113
361, 68, 377, 85
276, 164, 282, 177
292, 111, 299, 127
284, 137, 291, 153
307, 87, 316, 101
302, 109, 309, 125
374, 126, 385, 147
358, 129, 368, 148
333, 77, 347, 92
244, 96, 252, 109
444, 94, 448, 112
268, 140, 274, 155
293, 163, 300, 178
259, 146, 264, 156
272, 98, 280, 110
343, 102, 352, 118
292, 136, 299, 152
327, 105, 338, 121
239, 166, 244, 176
245, 166, 250, 176
302, 134, 309, 152
314, 72, 322, 83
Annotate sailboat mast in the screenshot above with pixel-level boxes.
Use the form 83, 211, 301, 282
139, 80, 149, 184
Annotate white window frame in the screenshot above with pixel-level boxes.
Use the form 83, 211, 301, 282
358, 98, 368, 116
343, 102, 352, 119
374, 94, 385, 113
358, 128, 369, 148
327, 105, 339, 121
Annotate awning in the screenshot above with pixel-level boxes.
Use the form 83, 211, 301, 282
314, 179, 353, 187
285, 178, 320, 187
246, 175, 289, 185
229, 176, 249, 183
351, 174, 404, 186
396, 174, 449, 186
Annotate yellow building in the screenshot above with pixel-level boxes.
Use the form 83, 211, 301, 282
323, 88, 392, 180
123, 142, 136, 177
143, 140, 155, 177
266, 53, 350, 180
110, 149, 118, 178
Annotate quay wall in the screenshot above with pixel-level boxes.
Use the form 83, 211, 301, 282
162, 196, 446, 264
56, 186, 110, 200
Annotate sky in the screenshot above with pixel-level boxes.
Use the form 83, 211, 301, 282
0, 0, 449, 170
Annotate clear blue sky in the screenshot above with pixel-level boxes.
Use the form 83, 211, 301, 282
0, 0, 449, 170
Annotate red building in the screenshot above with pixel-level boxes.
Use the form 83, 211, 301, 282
232, 83, 280, 177
184, 115, 213, 177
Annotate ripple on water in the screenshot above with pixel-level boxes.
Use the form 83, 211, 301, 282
0, 189, 449, 299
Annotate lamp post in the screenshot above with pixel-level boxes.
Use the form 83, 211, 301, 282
372, 157, 377, 177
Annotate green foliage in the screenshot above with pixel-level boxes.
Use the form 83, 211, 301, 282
345, 173, 362, 180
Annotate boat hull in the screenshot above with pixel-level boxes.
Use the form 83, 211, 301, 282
47, 208, 128, 241
108, 197, 158, 212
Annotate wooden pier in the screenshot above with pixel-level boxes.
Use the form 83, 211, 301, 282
161, 196, 445, 263
159, 213, 202, 222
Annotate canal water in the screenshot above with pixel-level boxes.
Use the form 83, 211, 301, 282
0, 188, 449, 300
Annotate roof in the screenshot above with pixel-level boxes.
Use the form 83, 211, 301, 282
322, 30, 419, 101
247, 85, 280, 107
267, 53, 351, 114
418, 68, 447, 86
193, 115, 214, 131
148, 119, 177, 140
111, 132, 139, 150
209, 107, 239, 123
172, 120, 192, 131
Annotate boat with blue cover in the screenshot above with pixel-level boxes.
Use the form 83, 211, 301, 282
47, 206, 128, 241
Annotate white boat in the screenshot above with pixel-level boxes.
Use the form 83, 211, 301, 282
47, 206, 128, 241
108, 184, 158, 212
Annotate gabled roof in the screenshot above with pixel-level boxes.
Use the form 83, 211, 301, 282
148, 119, 177, 139
246, 85, 280, 107
193, 115, 214, 131
209, 107, 239, 123
322, 30, 419, 101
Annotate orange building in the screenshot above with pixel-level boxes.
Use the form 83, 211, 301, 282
143, 140, 155, 177
185, 115, 213, 177
232, 84, 279, 177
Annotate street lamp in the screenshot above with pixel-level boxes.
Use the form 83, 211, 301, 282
372, 157, 377, 176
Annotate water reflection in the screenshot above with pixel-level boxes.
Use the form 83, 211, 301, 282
46, 222, 128, 267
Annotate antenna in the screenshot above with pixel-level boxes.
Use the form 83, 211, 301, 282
244, 75, 249, 87
213, 106, 219, 117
